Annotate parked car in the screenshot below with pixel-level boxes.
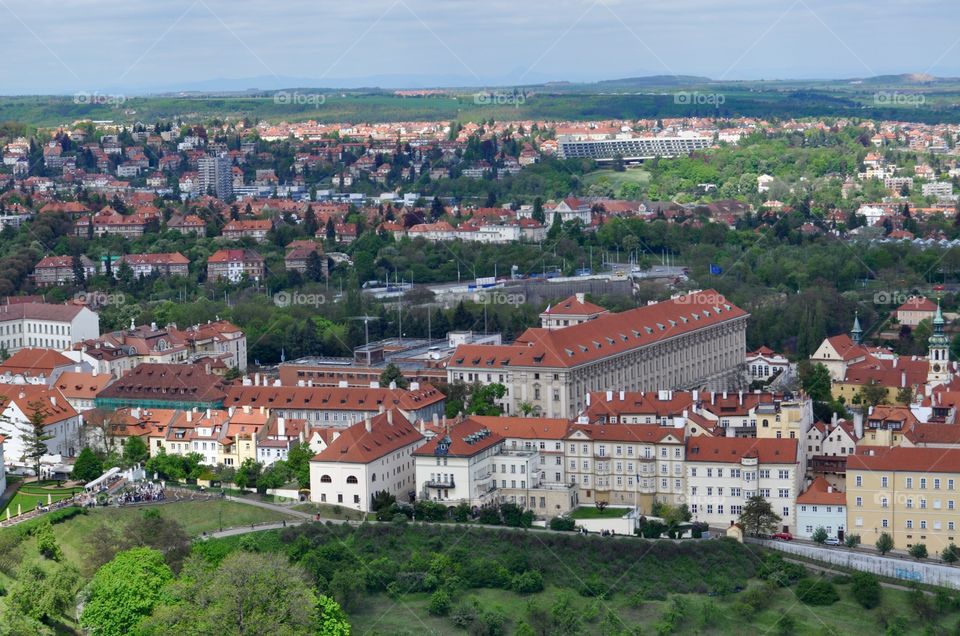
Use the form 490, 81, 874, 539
824, 537, 841, 546
772, 532, 793, 541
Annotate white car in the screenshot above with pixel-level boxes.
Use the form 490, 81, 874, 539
824, 537, 841, 546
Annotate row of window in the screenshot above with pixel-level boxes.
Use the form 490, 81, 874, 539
859, 496, 956, 510
855, 475, 957, 490
855, 517, 957, 531
690, 467, 791, 479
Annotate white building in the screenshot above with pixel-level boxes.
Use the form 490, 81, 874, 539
0, 436, 6, 493
414, 419, 506, 507
796, 477, 846, 540
309, 409, 423, 511
685, 436, 801, 533
0, 386, 81, 466
745, 346, 790, 383
0, 303, 100, 355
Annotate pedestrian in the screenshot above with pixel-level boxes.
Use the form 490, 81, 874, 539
282, 520, 286, 527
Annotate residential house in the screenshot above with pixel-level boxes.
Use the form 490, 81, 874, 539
206, 249, 265, 283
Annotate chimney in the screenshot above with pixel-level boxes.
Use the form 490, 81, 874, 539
187, 410, 192, 422
901, 371, 906, 388
586, 393, 591, 406
378, 404, 385, 414
410, 381, 420, 391
298, 380, 305, 387
370, 381, 379, 389
831, 411, 838, 426
74, 365, 81, 373
229, 406, 235, 417
254, 372, 260, 386
389, 381, 397, 390
893, 358, 898, 368
827, 486, 833, 493
364, 416, 372, 433
619, 390, 625, 401
307, 380, 313, 388
711, 393, 716, 405
432, 413, 439, 427
738, 391, 743, 406
206, 408, 211, 419
692, 389, 699, 403
50, 396, 56, 407
259, 405, 264, 414
419, 419, 426, 434
244, 405, 250, 414
338, 380, 348, 388
133, 407, 141, 418
606, 390, 613, 401
722, 391, 727, 400
575, 292, 585, 304
150, 322, 157, 331
387, 410, 394, 425
278, 417, 285, 437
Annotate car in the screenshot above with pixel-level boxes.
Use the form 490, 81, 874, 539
772, 532, 793, 541
824, 537, 841, 546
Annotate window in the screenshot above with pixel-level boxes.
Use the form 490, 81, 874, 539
320, 475, 332, 483
346, 476, 358, 484
353, 495, 360, 504
881, 477, 888, 488
856, 475, 863, 487
906, 477, 913, 489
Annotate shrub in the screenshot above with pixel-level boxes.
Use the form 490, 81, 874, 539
690, 521, 709, 538
851, 572, 882, 609
908, 543, 928, 560
34, 521, 62, 561
578, 573, 611, 598
909, 586, 934, 621
450, 601, 480, 628
831, 574, 851, 585
876, 532, 894, 555
511, 571, 544, 594
775, 611, 796, 636
797, 579, 839, 606
453, 503, 471, 523
811, 527, 828, 544
428, 589, 451, 616
844, 533, 861, 548
549, 516, 576, 531
941, 543, 959, 563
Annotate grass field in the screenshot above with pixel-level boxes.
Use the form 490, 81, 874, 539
291, 501, 365, 521
582, 168, 651, 190
569, 506, 633, 519
0, 483, 84, 517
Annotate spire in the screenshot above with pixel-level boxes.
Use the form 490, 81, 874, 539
851, 311, 862, 344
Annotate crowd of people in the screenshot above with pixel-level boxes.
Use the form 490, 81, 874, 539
79, 481, 167, 507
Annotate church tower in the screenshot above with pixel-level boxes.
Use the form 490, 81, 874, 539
927, 301, 951, 386
851, 311, 863, 345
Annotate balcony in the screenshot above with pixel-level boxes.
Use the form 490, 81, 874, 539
423, 479, 455, 489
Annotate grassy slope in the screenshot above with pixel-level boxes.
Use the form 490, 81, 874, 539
581, 168, 651, 190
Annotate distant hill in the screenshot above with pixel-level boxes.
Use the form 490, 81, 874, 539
593, 75, 713, 88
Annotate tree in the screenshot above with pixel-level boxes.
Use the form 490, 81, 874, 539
71, 255, 86, 285
379, 363, 408, 389
738, 496, 782, 537
430, 196, 445, 221
7, 562, 82, 626
859, 380, 888, 407
72, 447, 104, 482
80, 548, 174, 636
908, 543, 928, 560
799, 362, 832, 402
305, 250, 326, 282
304, 205, 319, 236
850, 572, 882, 609
234, 458, 262, 491
370, 490, 396, 513
122, 435, 149, 466
532, 197, 545, 224
896, 385, 913, 405
141, 552, 333, 636
467, 383, 506, 416
811, 526, 828, 544
285, 442, 313, 488
875, 532, 894, 555
0, 400, 53, 480
941, 543, 959, 563
844, 534, 861, 548
325, 217, 336, 241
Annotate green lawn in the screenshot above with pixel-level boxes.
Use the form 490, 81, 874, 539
53, 500, 295, 564
0, 483, 84, 517
291, 502, 365, 521
582, 167, 651, 191
569, 506, 632, 519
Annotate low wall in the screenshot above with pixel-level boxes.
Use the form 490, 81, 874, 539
751, 538, 960, 590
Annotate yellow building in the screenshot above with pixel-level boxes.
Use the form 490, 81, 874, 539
856, 406, 919, 449
847, 447, 960, 554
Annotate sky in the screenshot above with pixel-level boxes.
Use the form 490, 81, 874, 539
1, 0, 958, 94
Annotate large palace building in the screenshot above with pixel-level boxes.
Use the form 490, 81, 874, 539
447, 290, 748, 419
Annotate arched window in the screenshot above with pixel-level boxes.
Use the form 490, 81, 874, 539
346, 476, 358, 484
371, 473, 377, 482
320, 475, 332, 483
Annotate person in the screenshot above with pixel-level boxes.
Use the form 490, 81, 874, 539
282, 520, 286, 527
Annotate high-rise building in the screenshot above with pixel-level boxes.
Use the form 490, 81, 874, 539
198, 155, 233, 199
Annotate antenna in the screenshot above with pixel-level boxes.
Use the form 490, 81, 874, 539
349, 315, 380, 352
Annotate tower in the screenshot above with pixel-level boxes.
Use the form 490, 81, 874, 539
927, 301, 951, 386
851, 311, 863, 345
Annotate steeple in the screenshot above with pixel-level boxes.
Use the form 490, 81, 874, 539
851, 311, 862, 344
927, 298, 951, 386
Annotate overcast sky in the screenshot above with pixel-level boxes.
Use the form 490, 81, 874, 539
1, 0, 958, 94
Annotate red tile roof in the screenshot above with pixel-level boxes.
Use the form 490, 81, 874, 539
796, 477, 845, 505
469, 415, 570, 440
0, 348, 74, 376
413, 418, 503, 458
224, 384, 445, 412
897, 296, 938, 313
542, 294, 607, 316
0, 386, 77, 425
848, 447, 960, 473
449, 290, 746, 370
312, 410, 422, 463
568, 423, 685, 443
686, 437, 798, 464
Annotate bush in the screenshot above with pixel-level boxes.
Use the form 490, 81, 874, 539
941, 543, 959, 563
851, 572, 882, 609
477, 507, 501, 525
549, 516, 576, 532
428, 589, 451, 616
774, 611, 796, 636
797, 579, 839, 606
578, 573, 611, 598
450, 601, 480, 628
811, 527, 828, 544
511, 571, 544, 594
844, 534, 861, 548
690, 521, 709, 538
34, 521, 62, 561
831, 574, 851, 585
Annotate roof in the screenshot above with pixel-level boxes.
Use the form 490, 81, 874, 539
312, 410, 422, 463
897, 296, 938, 313
904, 422, 960, 445
53, 371, 113, 399
224, 383, 445, 412
413, 418, 503, 458
0, 302, 89, 323
97, 363, 229, 403
207, 249, 264, 264
848, 447, 960, 474
0, 348, 74, 376
568, 423, 685, 443
541, 294, 607, 317
796, 477, 845, 505
0, 386, 78, 425
686, 437, 798, 464
449, 291, 747, 370
121, 252, 189, 266
469, 415, 570, 440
